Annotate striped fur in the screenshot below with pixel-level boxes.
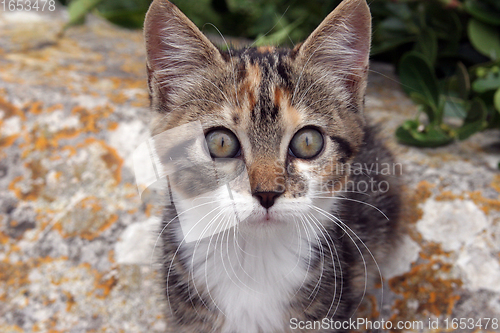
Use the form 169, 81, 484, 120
144, 0, 401, 332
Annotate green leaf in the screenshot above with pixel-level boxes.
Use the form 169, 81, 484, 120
443, 97, 467, 118
378, 17, 408, 33
468, 19, 500, 60
96, 0, 152, 29
408, 92, 438, 123
494, 88, 500, 113
464, 0, 500, 26
385, 2, 412, 21
370, 37, 415, 55
398, 52, 441, 116
472, 71, 500, 93
396, 121, 453, 147
456, 98, 488, 140
413, 28, 437, 65
65, 0, 104, 29
443, 63, 470, 102
457, 62, 471, 100
253, 17, 303, 47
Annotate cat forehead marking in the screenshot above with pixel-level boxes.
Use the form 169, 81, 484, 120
231, 49, 296, 125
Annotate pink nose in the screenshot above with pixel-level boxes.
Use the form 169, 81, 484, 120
254, 191, 282, 209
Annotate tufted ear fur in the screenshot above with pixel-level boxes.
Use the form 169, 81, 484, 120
295, 0, 371, 106
144, 0, 224, 112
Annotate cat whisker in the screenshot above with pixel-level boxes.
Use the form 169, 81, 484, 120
304, 212, 343, 319
325, 196, 389, 220
151, 198, 223, 268
284, 215, 310, 281
299, 213, 327, 301
291, 214, 316, 289
229, 220, 259, 282
165, 201, 229, 315
367, 68, 411, 90
308, 204, 369, 318
249, 6, 290, 48
297, 72, 333, 107
274, 9, 295, 47
196, 207, 238, 313
218, 216, 253, 288
311, 189, 371, 197
198, 209, 261, 303
309, 204, 385, 319
189, 205, 243, 315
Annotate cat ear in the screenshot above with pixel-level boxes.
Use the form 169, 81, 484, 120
144, 0, 223, 110
295, 0, 371, 95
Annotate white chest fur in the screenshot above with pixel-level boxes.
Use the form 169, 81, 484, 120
181, 224, 314, 333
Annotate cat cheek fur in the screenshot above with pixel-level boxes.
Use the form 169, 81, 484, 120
144, 0, 402, 332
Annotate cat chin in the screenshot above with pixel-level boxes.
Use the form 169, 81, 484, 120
238, 206, 306, 232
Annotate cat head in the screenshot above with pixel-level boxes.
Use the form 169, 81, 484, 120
144, 0, 371, 235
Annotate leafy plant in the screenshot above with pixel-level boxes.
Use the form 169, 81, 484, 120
392, 0, 500, 147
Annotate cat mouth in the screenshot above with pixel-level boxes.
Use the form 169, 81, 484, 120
252, 209, 282, 225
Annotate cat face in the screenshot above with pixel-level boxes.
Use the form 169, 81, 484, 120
144, 0, 371, 236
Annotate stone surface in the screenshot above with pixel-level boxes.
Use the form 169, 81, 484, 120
1, 6, 500, 333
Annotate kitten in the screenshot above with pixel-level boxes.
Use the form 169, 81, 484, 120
143, 0, 401, 332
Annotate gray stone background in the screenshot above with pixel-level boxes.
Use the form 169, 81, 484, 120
0, 5, 499, 333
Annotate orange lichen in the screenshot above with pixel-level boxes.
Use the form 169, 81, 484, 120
405, 181, 434, 230
78, 137, 123, 184
435, 190, 462, 201
0, 231, 10, 246
414, 180, 434, 203
468, 191, 500, 214
0, 95, 25, 120
107, 121, 118, 130
101, 148, 123, 184
492, 174, 500, 194
0, 258, 36, 302
431, 187, 500, 214
93, 272, 118, 299
9, 158, 49, 201
108, 249, 116, 264
108, 92, 129, 105
72, 104, 114, 134
1, 325, 23, 333
29, 101, 44, 114
0, 134, 19, 148
388, 259, 462, 331
419, 242, 451, 260
46, 103, 64, 112
53, 196, 119, 240
62, 290, 76, 312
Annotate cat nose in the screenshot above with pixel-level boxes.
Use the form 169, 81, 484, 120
254, 191, 282, 209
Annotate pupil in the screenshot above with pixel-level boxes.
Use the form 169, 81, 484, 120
305, 136, 309, 146
221, 137, 225, 147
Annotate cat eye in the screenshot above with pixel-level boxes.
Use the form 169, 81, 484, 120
289, 128, 324, 159
205, 129, 240, 158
